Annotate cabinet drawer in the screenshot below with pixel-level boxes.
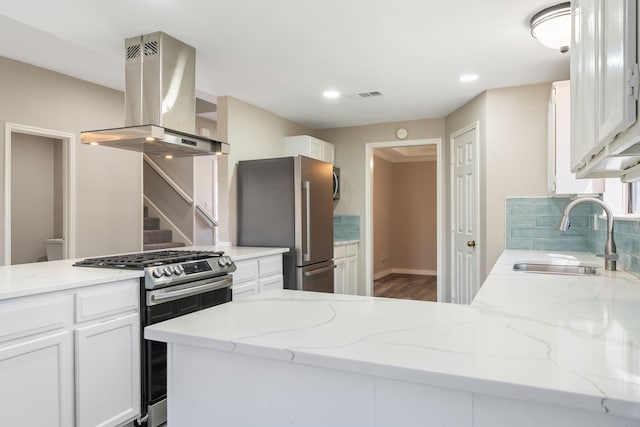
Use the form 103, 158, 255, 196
259, 255, 283, 278
334, 245, 346, 258
0, 295, 72, 344
346, 244, 358, 257
233, 260, 259, 284
75, 279, 139, 323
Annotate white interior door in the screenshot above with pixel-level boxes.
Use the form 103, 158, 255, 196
450, 123, 479, 304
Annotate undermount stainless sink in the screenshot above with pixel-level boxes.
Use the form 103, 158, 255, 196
513, 262, 598, 276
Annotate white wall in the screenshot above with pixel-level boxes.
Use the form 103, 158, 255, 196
0, 56, 142, 261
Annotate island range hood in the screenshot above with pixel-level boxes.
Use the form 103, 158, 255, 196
81, 32, 229, 157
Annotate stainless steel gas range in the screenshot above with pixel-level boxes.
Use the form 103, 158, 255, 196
74, 249, 236, 427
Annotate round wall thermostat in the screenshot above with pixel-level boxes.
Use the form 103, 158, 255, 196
396, 128, 408, 140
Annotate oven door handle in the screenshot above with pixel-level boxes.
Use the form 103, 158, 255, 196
147, 277, 232, 305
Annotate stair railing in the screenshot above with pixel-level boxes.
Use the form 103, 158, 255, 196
144, 155, 219, 246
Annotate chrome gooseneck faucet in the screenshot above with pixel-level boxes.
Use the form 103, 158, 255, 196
558, 198, 617, 271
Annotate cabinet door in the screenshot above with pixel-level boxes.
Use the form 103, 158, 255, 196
597, 0, 636, 147
571, 0, 598, 171
259, 275, 284, 293
308, 138, 323, 160
334, 258, 346, 294
346, 255, 358, 295
0, 331, 73, 427
233, 280, 259, 300
550, 82, 604, 195
323, 142, 335, 164
75, 314, 140, 427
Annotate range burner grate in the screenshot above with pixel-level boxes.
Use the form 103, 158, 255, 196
74, 250, 224, 270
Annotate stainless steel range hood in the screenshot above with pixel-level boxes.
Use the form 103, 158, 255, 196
81, 32, 229, 156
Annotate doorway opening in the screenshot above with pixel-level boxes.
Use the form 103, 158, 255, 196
365, 138, 444, 301
3, 123, 76, 265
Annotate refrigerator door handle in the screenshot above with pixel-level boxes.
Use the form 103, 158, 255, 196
303, 180, 311, 262
303, 264, 337, 277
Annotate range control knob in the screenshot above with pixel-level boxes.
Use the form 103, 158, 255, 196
163, 266, 174, 276
152, 269, 163, 279
218, 257, 227, 267
226, 257, 234, 267
174, 265, 184, 275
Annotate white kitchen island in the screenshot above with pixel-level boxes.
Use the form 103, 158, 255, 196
145, 250, 640, 427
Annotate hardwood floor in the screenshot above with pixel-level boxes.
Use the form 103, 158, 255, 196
374, 274, 437, 302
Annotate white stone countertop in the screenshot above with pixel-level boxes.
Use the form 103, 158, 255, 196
197, 245, 289, 261
0, 258, 143, 301
333, 239, 360, 245
145, 250, 640, 420
0, 246, 288, 301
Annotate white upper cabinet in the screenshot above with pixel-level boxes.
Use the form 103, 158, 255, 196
549, 81, 604, 195
571, 0, 639, 178
284, 135, 335, 164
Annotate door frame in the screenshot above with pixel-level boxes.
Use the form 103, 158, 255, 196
3, 122, 76, 264
364, 138, 444, 300
449, 121, 481, 303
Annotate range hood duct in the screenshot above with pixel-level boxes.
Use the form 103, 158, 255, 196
81, 32, 229, 156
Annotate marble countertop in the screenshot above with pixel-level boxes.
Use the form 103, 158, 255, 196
333, 239, 360, 246
0, 246, 288, 301
145, 250, 640, 420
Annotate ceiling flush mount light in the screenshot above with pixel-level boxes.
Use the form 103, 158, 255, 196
530, 2, 571, 53
459, 74, 479, 82
323, 90, 341, 99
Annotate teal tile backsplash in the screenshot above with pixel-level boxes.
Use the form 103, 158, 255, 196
506, 197, 640, 278
334, 215, 360, 241
505, 197, 591, 252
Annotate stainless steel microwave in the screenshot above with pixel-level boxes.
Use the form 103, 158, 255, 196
333, 166, 340, 200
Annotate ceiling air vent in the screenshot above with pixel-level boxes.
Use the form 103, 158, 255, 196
348, 91, 384, 100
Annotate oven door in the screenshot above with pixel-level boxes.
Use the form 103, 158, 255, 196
141, 275, 232, 427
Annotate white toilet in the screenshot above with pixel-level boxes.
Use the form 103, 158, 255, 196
44, 238, 64, 261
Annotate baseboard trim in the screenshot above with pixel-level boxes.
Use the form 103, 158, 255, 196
373, 268, 437, 280
373, 269, 393, 280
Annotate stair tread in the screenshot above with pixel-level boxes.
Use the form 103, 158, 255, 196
144, 229, 173, 244
143, 242, 186, 251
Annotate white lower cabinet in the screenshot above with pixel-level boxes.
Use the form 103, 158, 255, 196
0, 279, 140, 427
233, 253, 284, 300
334, 242, 359, 295
0, 330, 73, 427
75, 314, 140, 427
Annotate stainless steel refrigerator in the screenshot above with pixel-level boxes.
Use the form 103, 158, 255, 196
237, 156, 335, 293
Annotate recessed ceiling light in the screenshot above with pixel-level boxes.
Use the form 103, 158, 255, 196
323, 90, 341, 99
459, 74, 479, 82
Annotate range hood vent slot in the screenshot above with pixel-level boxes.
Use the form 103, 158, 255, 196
81, 31, 229, 157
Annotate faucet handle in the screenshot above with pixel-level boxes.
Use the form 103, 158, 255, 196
596, 253, 619, 261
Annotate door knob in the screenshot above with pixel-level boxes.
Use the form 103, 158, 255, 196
467, 240, 476, 248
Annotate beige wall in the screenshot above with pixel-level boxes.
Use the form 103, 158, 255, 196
444, 83, 551, 287
484, 83, 550, 273
10, 134, 61, 264
391, 161, 437, 272
373, 155, 392, 275
216, 96, 313, 244
0, 56, 142, 261
373, 157, 438, 277
317, 118, 445, 294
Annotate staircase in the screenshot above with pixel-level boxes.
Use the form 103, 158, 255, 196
143, 206, 186, 251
